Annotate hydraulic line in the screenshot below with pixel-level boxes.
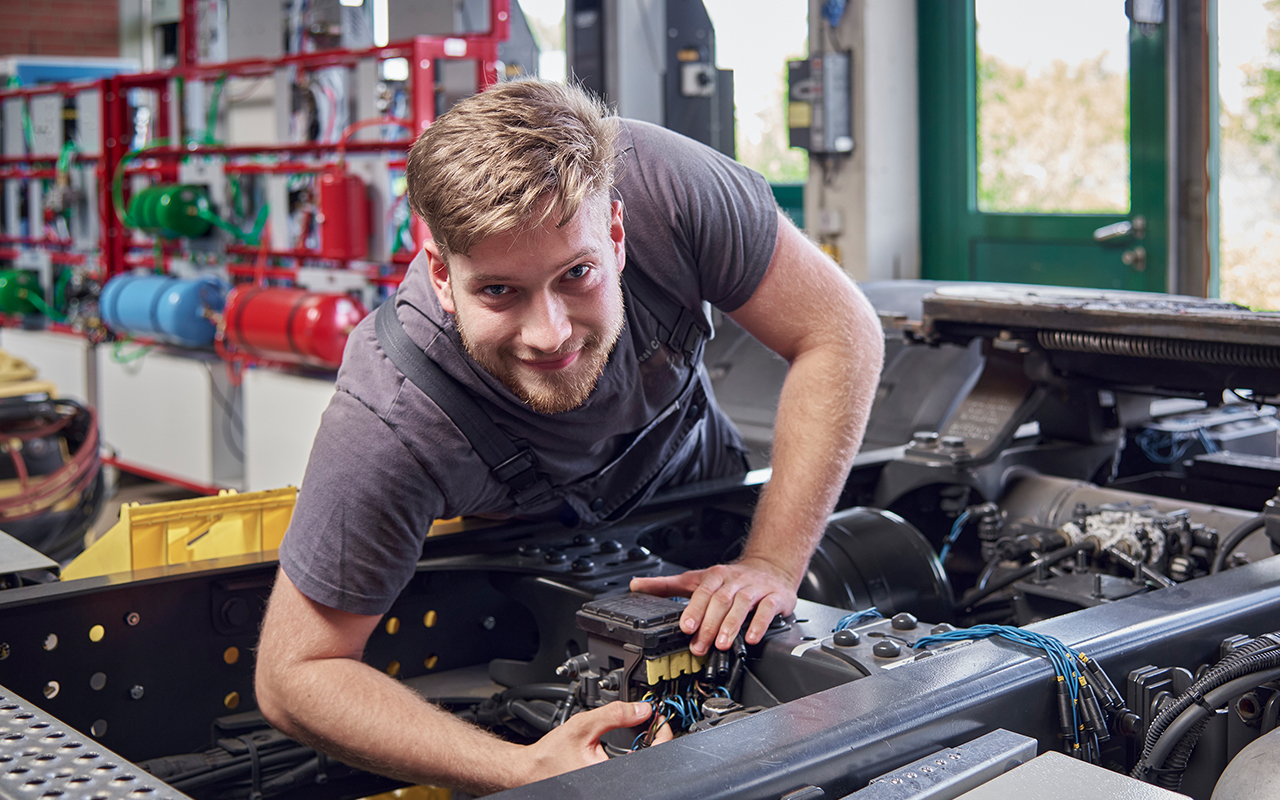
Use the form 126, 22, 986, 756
1211, 515, 1267, 574
1135, 666, 1280, 781
962, 541, 1095, 610
1138, 634, 1280, 758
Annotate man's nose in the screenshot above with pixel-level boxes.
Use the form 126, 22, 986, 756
521, 291, 573, 354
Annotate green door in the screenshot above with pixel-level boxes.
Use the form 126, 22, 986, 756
920, 0, 1168, 291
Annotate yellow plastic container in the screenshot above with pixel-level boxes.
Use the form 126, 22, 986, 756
61, 486, 297, 581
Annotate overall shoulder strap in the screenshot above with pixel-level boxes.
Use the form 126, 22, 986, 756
622, 267, 711, 360
374, 297, 552, 506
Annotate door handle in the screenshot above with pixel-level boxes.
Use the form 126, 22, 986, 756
1093, 215, 1146, 242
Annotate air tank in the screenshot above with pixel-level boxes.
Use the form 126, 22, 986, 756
316, 171, 370, 260
0, 270, 41, 314
124, 185, 213, 239
221, 286, 366, 369
99, 273, 228, 347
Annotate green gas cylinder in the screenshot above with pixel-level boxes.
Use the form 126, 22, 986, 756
124, 185, 212, 239
0, 270, 41, 314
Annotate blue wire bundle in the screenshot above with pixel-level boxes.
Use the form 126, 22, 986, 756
912, 624, 1098, 757
1136, 427, 1219, 464
938, 509, 972, 563
835, 607, 882, 632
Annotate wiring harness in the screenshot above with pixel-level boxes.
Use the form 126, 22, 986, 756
912, 624, 1129, 763
1130, 632, 1280, 790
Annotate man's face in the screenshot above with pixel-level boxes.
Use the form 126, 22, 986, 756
427, 197, 626, 414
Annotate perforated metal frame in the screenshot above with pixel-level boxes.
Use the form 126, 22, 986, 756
0, 686, 190, 800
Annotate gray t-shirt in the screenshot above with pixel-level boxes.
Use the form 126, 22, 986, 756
279, 120, 779, 615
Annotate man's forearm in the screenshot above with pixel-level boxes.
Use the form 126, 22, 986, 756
740, 287, 883, 585
258, 636, 523, 794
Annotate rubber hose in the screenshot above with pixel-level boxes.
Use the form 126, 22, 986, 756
508, 698, 559, 732
1141, 635, 1280, 754
1136, 665, 1280, 780
1211, 515, 1268, 574
1156, 716, 1209, 791
499, 683, 572, 702
962, 541, 1094, 610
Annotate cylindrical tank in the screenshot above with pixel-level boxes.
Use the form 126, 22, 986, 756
316, 171, 369, 260
124, 185, 212, 239
222, 286, 366, 369
0, 270, 41, 314
798, 507, 953, 622
99, 273, 228, 347
1212, 726, 1280, 800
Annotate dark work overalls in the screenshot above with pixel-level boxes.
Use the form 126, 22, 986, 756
375, 267, 739, 529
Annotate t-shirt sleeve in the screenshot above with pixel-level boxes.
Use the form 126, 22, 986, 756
278, 388, 445, 616
617, 121, 779, 313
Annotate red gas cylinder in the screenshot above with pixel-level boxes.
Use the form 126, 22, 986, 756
317, 170, 370, 260
223, 286, 367, 369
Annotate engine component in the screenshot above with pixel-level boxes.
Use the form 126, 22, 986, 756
316, 171, 369, 260
1130, 632, 1280, 793
561, 592, 754, 750
124, 184, 214, 239
100, 273, 228, 348
1212, 725, 1280, 800
799, 507, 953, 621
221, 285, 366, 368
0, 269, 41, 315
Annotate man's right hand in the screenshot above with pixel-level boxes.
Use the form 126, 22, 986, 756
519, 701, 670, 784
257, 570, 672, 794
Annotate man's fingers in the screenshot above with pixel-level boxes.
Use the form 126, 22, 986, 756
744, 593, 785, 644
684, 569, 731, 651
714, 591, 759, 651
572, 700, 653, 738
629, 572, 700, 598
650, 716, 675, 745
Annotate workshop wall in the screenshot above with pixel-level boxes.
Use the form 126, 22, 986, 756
0, 1, 120, 58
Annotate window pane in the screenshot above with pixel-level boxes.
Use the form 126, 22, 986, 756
1218, 0, 1280, 311
975, 0, 1130, 214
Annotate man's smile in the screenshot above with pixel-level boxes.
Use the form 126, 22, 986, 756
520, 350, 581, 371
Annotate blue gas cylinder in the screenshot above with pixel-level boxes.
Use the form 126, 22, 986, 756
99, 273, 228, 348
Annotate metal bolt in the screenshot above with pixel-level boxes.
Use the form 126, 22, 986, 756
125, 613, 140, 627
912, 431, 940, 447
481, 616, 496, 631
939, 435, 967, 451
129, 685, 144, 700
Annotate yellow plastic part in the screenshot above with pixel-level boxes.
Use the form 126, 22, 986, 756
644, 650, 707, 684
61, 486, 297, 581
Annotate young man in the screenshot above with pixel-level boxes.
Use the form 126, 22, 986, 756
255, 79, 883, 794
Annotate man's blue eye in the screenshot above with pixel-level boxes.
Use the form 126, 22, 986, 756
482, 285, 509, 297
566, 264, 589, 279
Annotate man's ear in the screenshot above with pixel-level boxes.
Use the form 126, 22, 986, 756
424, 240, 456, 315
610, 199, 626, 274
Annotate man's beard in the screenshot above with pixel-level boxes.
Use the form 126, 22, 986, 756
454, 276, 625, 415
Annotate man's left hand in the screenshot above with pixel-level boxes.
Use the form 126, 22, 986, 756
629, 556, 797, 657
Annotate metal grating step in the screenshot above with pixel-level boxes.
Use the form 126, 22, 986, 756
0, 684, 191, 800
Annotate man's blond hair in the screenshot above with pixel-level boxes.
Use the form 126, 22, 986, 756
406, 79, 619, 259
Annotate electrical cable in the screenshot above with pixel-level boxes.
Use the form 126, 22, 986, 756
1136, 665, 1280, 782
1211, 515, 1267, 573
961, 541, 1095, 611
1133, 633, 1280, 774
938, 509, 971, 563
835, 607, 882, 631
913, 624, 1120, 760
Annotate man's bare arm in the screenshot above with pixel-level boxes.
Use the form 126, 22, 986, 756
631, 210, 884, 656
255, 569, 660, 794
